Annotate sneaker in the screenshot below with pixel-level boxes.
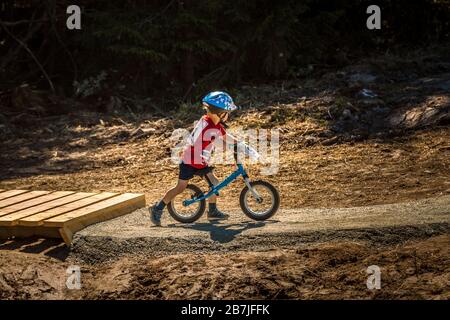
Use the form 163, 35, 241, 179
149, 204, 163, 226
207, 208, 229, 220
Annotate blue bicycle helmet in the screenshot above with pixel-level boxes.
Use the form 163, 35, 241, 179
202, 91, 238, 112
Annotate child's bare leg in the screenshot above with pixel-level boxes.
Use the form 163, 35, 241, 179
205, 172, 219, 203
162, 179, 188, 204
151, 180, 188, 225
204, 172, 228, 219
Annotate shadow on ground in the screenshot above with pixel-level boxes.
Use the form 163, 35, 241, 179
0, 237, 69, 261
168, 220, 279, 243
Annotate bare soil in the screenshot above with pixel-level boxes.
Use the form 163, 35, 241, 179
0, 234, 448, 300
0, 54, 449, 299
0, 116, 448, 210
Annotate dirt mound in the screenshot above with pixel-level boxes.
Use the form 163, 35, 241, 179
2, 235, 447, 300
0, 250, 68, 299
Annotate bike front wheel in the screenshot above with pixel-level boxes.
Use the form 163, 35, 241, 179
239, 180, 280, 221
167, 184, 206, 223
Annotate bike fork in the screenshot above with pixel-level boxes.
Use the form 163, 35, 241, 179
243, 177, 263, 203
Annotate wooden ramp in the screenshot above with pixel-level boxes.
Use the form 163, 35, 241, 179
0, 190, 145, 246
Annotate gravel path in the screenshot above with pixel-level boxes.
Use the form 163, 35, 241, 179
70, 195, 450, 264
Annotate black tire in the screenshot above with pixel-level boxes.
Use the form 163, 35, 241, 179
239, 180, 280, 221
167, 184, 206, 223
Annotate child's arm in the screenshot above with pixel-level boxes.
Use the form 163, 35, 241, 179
221, 131, 238, 148
226, 132, 238, 145
221, 132, 260, 161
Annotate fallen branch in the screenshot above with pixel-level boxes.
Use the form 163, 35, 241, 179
0, 20, 55, 93
0, 11, 41, 71
0, 18, 51, 27
47, 1, 78, 82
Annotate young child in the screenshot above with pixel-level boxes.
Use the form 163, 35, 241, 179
150, 91, 238, 226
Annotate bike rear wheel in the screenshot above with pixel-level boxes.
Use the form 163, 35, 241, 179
239, 180, 279, 221
167, 184, 206, 223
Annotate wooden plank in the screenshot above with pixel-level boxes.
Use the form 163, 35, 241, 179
0, 191, 50, 209
0, 191, 75, 217
55, 194, 145, 246
44, 193, 145, 228
17, 192, 119, 226
0, 190, 30, 201
0, 192, 96, 226
58, 194, 145, 246
59, 227, 74, 246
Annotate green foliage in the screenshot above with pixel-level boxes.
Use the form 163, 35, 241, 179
1, 0, 449, 102
73, 70, 108, 98
176, 101, 204, 122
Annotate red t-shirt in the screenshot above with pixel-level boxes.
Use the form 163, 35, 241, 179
182, 115, 226, 169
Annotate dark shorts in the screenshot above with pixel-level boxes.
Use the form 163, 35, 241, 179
179, 162, 213, 181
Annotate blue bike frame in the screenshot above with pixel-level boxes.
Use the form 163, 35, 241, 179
182, 164, 248, 207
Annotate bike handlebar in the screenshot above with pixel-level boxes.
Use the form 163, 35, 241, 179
232, 142, 260, 164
